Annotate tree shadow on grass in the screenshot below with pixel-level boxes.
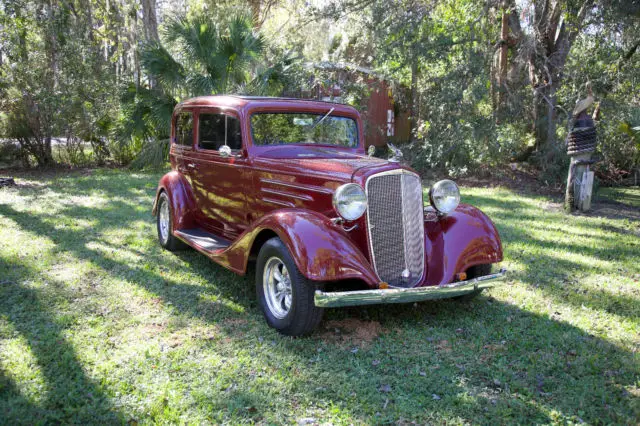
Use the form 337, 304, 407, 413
0, 257, 123, 424
465, 194, 640, 318
275, 297, 639, 423
0, 366, 49, 422
0, 181, 638, 423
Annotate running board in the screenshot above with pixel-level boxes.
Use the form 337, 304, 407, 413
175, 228, 231, 253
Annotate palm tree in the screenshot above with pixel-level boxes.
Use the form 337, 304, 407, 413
142, 14, 267, 97
118, 14, 296, 168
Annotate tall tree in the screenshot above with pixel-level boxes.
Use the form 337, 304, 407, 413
528, 0, 594, 150
141, 0, 159, 42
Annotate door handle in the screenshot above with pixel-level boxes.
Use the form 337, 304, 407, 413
186, 163, 197, 169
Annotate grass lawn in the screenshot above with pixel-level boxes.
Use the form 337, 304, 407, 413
0, 169, 638, 424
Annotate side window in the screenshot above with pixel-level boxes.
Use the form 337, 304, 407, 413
175, 112, 193, 147
199, 113, 242, 151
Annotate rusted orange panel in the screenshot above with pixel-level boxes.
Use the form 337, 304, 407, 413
394, 111, 411, 142
363, 80, 393, 147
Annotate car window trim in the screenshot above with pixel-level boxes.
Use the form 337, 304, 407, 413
173, 109, 195, 149
248, 111, 359, 148
195, 108, 244, 156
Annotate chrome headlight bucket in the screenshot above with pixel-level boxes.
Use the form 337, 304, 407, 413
429, 179, 460, 214
333, 183, 367, 221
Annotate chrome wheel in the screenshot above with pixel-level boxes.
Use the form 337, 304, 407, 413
263, 256, 292, 319
158, 198, 170, 245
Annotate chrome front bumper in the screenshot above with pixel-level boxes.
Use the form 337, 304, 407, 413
314, 269, 507, 308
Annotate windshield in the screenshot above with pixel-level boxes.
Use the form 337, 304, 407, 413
250, 112, 359, 148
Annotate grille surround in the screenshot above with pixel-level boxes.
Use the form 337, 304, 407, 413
365, 170, 425, 288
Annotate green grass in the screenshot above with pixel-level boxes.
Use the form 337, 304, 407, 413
598, 186, 640, 208
0, 169, 638, 425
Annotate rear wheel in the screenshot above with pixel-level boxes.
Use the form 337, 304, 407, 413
454, 264, 492, 301
256, 237, 324, 336
156, 192, 186, 251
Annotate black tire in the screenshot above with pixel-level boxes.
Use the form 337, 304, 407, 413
256, 237, 324, 336
454, 264, 492, 301
156, 192, 186, 251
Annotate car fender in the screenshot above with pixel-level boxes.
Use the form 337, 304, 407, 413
152, 171, 198, 231
423, 204, 503, 286
218, 209, 380, 285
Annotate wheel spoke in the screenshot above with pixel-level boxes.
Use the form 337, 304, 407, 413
284, 294, 292, 310
277, 292, 286, 305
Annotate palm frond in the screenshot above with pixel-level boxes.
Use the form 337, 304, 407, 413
248, 51, 300, 96
130, 138, 170, 170
140, 43, 186, 92
118, 12, 295, 167
164, 15, 220, 72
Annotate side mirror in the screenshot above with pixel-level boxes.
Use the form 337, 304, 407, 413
219, 145, 232, 157
367, 145, 376, 157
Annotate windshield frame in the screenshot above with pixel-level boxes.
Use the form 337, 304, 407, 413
248, 110, 362, 150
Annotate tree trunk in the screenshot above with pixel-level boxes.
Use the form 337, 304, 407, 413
249, 0, 261, 27
530, 0, 593, 150
141, 0, 160, 89
533, 82, 557, 152
42, 0, 58, 165
497, 3, 509, 112
409, 51, 419, 143
141, 0, 159, 42
45, 0, 59, 90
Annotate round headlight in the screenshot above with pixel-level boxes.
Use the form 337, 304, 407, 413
333, 183, 367, 221
429, 180, 460, 214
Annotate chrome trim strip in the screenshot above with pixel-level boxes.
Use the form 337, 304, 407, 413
259, 178, 334, 194
314, 269, 507, 307
260, 187, 314, 201
364, 169, 426, 287
262, 197, 295, 208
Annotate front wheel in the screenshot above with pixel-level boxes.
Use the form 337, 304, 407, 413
256, 237, 324, 336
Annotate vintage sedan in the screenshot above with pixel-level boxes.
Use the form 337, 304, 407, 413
153, 96, 506, 336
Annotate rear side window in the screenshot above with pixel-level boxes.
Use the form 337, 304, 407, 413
199, 113, 242, 151
175, 112, 193, 146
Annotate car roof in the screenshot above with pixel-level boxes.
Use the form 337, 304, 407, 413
176, 95, 359, 116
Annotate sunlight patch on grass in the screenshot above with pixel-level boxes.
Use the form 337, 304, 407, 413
0, 329, 49, 406
0, 171, 638, 424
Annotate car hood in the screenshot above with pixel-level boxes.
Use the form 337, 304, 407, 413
252, 147, 397, 182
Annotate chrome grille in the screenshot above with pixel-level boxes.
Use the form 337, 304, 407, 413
365, 170, 425, 287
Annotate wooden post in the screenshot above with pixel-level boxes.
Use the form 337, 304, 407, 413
578, 169, 594, 211
565, 153, 594, 213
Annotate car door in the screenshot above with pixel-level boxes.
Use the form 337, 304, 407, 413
183, 108, 251, 240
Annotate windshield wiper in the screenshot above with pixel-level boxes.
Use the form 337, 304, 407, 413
308, 107, 335, 132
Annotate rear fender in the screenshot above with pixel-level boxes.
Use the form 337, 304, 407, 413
424, 204, 503, 286
219, 209, 380, 285
152, 171, 198, 231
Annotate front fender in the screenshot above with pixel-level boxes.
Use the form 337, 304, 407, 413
423, 204, 503, 286
152, 171, 198, 231
218, 209, 380, 285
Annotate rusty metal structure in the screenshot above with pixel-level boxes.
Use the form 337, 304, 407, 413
284, 62, 411, 148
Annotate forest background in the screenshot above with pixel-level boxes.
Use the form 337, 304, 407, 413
1, 0, 638, 186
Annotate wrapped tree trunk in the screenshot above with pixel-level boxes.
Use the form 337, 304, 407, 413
564, 106, 597, 212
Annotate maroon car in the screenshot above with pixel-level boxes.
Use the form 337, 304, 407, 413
153, 96, 506, 336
